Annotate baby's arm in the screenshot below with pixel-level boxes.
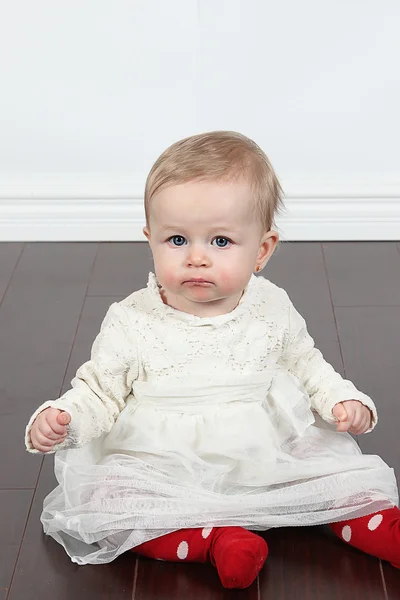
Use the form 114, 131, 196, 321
25, 302, 139, 454
281, 296, 377, 433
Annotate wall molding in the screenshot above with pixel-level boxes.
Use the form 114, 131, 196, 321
0, 183, 399, 241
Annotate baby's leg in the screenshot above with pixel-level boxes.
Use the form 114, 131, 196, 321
134, 527, 268, 589
329, 506, 400, 568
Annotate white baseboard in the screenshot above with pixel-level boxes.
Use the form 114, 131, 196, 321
0, 186, 399, 241
278, 196, 400, 241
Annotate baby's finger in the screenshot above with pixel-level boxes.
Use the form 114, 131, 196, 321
37, 422, 65, 441
336, 418, 352, 432
33, 438, 66, 453
32, 442, 53, 453
332, 403, 348, 422
57, 412, 71, 426
358, 414, 372, 434
350, 411, 364, 431
32, 430, 58, 448
350, 413, 370, 435
32, 430, 67, 450
46, 411, 68, 435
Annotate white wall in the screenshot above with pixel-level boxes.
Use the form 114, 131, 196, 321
0, 0, 399, 241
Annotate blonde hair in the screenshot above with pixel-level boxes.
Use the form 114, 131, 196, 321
144, 130, 284, 233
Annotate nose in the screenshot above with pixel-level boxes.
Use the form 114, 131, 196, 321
186, 244, 211, 268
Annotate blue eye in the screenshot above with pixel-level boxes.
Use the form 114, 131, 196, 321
212, 237, 231, 248
169, 235, 186, 246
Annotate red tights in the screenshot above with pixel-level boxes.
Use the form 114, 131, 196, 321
134, 507, 400, 589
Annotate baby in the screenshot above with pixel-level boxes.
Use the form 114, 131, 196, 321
25, 131, 399, 589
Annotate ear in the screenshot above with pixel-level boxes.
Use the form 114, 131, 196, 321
142, 226, 151, 242
254, 230, 279, 272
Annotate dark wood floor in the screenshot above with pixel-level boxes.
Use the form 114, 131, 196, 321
1, 242, 400, 600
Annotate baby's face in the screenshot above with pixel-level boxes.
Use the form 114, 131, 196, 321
144, 179, 277, 317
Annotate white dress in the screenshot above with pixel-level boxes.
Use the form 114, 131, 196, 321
24, 273, 399, 565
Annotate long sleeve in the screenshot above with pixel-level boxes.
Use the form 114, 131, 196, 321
281, 296, 377, 432
25, 302, 139, 454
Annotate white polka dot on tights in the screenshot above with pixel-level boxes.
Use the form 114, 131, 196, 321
177, 541, 189, 560
368, 514, 383, 531
342, 525, 352, 542
202, 527, 213, 539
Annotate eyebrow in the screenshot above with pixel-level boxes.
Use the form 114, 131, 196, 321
161, 225, 240, 234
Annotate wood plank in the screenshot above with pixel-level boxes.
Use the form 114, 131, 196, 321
382, 562, 400, 600
0, 490, 33, 599
335, 307, 400, 480
8, 289, 135, 600
266, 242, 338, 342
87, 242, 153, 296
266, 242, 345, 379
0, 414, 43, 489
335, 305, 400, 593
0, 243, 23, 304
61, 296, 125, 395
323, 242, 400, 306
7, 456, 135, 600
134, 557, 259, 600
258, 526, 386, 600
381, 564, 400, 600
0, 243, 97, 489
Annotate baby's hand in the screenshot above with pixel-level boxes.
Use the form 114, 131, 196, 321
30, 407, 71, 453
332, 400, 372, 435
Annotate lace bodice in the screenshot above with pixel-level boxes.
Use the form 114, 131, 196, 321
131, 273, 292, 382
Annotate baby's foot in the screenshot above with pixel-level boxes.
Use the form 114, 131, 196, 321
134, 525, 268, 589
209, 527, 268, 589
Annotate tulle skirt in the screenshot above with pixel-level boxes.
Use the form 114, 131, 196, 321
41, 371, 399, 564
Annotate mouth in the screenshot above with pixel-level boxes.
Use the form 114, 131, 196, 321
183, 278, 213, 285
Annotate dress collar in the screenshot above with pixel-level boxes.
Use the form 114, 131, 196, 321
146, 271, 255, 327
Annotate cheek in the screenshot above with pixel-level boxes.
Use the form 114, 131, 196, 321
152, 250, 181, 290
217, 268, 244, 293
160, 271, 181, 290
